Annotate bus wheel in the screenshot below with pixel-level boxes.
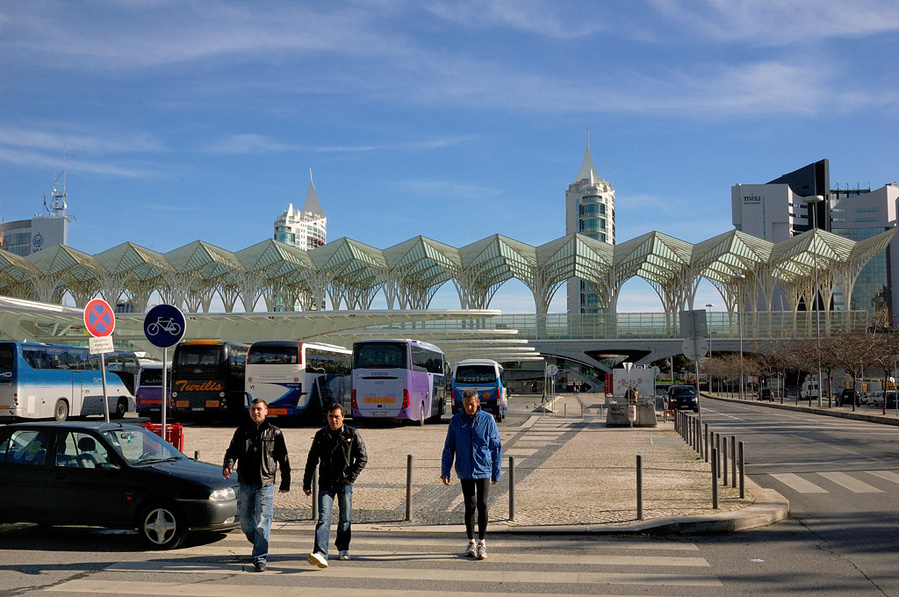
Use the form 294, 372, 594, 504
54, 400, 69, 422
112, 398, 128, 419
418, 403, 426, 426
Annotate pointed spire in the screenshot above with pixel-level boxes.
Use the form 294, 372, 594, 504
576, 129, 599, 184
302, 168, 325, 215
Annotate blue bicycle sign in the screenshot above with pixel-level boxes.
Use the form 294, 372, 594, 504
143, 304, 186, 348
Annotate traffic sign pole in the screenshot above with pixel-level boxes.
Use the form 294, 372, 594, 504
143, 305, 186, 439
84, 299, 116, 423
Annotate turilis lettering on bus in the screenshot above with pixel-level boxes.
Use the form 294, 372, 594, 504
174, 379, 224, 393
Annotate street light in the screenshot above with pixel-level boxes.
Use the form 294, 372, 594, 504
803, 194, 825, 407
734, 275, 746, 400
706, 303, 714, 393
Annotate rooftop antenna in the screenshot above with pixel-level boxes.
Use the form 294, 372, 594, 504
42, 148, 76, 222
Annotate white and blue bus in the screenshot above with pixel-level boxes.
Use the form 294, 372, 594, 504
351, 339, 447, 425
451, 358, 507, 421
0, 342, 136, 421
245, 340, 351, 422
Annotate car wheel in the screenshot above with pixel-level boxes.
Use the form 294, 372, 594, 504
138, 503, 187, 550
54, 399, 69, 422
112, 397, 128, 419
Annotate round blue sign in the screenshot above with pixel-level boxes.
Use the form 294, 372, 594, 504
144, 304, 186, 348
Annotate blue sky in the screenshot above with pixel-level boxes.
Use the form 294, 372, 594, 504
2, 1, 899, 313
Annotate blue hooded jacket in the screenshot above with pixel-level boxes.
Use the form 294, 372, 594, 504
441, 409, 502, 481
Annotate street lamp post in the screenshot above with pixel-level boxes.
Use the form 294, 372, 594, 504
734, 275, 746, 400
706, 303, 714, 393
804, 195, 825, 408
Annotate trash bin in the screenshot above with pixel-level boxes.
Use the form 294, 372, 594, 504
142, 422, 184, 452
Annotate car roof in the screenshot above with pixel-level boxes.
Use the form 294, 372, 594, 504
2, 421, 136, 432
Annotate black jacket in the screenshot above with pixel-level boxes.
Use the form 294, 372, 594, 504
303, 424, 367, 492
223, 419, 291, 491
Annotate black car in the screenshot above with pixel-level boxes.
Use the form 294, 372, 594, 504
839, 388, 861, 407
668, 385, 699, 412
0, 421, 238, 549
758, 388, 774, 401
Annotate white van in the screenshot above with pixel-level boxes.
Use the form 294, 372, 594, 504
800, 378, 822, 401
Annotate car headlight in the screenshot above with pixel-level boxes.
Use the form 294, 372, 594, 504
210, 487, 236, 502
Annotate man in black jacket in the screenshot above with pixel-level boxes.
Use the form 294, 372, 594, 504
223, 399, 290, 573
303, 402, 367, 568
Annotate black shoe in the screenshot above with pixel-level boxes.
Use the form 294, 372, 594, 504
254, 561, 266, 573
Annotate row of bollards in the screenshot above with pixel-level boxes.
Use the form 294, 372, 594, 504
675, 411, 746, 507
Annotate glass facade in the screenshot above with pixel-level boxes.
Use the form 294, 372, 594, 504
832, 226, 891, 324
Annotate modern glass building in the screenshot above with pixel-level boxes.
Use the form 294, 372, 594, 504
566, 139, 615, 314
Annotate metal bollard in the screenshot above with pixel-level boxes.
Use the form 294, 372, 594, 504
722, 439, 728, 486
312, 471, 319, 521
730, 436, 737, 488
711, 448, 719, 509
738, 441, 745, 499
636, 454, 643, 521
406, 454, 413, 522
194, 450, 200, 461
564, 403, 567, 418
703, 424, 709, 463
509, 456, 515, 521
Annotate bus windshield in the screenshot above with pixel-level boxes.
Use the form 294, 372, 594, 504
175, 345, 224, 375
353, 342, 408, 369
454, 364, 497, 383
247, 344, 297, 365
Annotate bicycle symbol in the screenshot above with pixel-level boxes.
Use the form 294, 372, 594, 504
147, 317, 182, 336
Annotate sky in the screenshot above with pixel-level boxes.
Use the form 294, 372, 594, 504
2, 0, 899, 314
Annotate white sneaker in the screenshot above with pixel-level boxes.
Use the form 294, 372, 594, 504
464, 540, 476, 557
476, 541, 487, 560
307, 552, 328, 568
338, 550, 350, 561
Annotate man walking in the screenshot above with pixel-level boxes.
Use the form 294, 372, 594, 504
304, 402, 368, 568
441, 389, 502, 560
223, 399, 291, 573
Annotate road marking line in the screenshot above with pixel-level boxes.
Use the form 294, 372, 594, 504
769, 473, 829, 493
49, 579, 678, 596
868, 470, 899, 484
817, 472, 883, 493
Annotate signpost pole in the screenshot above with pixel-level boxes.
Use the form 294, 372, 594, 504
161, 347, 168, 434
100, 352, 110, 423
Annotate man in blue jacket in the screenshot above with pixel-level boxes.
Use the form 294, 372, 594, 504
441, 389, 502, 560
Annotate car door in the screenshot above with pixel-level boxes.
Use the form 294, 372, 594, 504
0, 428, 50, 521
46, 430, 136, 526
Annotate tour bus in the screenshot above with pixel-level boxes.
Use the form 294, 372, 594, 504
451, 358, 507, 421
245, 340, 351, 422
0, 341, 136, 421
351, 339, 447, 425
135, 363, 172, 422
170, 340, 249, 421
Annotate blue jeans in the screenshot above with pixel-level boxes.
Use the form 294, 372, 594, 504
314, 483, 353, 557
238, 483, 274, 564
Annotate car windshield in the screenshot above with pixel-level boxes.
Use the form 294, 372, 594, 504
102, 427, 182, 465
670, 387, 696, 397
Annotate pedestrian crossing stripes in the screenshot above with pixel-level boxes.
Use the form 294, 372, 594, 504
45, 533, 722, 596
769, 470, 899, 494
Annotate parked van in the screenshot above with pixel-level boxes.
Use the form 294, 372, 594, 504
800, 378, 822, 401
451, 359, 507, 421
135, 363, 171, 422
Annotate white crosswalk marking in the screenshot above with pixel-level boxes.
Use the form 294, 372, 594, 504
45, 533, 722, 596
867, 470, 899, 484
769, 473, 829, 493
817, 472, 884, 493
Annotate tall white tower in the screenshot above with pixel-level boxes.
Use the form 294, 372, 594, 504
566, 134, 615, 314
274, 169, 327, 250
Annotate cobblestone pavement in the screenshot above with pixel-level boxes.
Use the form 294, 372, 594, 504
180, 393, 751, 528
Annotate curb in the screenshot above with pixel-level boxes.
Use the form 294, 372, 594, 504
337, 476, 790, 537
